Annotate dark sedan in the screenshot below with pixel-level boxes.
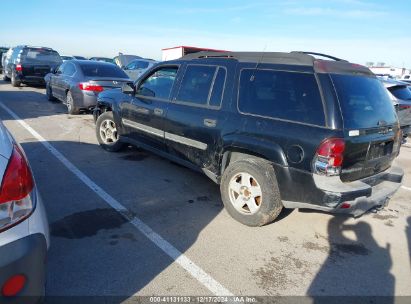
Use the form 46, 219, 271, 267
45, 60, 131, 114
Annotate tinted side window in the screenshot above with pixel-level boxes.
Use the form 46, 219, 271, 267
177, 65, 216, 105
209, 67, 226, 107
63, 63, 76, 76
238, 69, 325, 125
137, 67, 178, 100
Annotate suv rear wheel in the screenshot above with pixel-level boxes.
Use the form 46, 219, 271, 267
11, 71, 21, 87
96, 111, 124, 152
220, 158, 283, 226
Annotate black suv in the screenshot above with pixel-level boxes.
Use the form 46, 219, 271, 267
93, 51, 404, 226
2, 45, 62, 87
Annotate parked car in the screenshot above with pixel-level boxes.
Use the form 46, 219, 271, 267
0, 120, 49, 301
381, 79, 411, 141
1, 48, 12, 76
0, 47, 9, 73
2, 45, 62, 87
45, 60, 131, 114
93, 51, 403, 226
72, 55, 87, 60
123, 59, 157, 81
89, 57, 114, 64
113, 54, 142, 69
399, 78, 411, 85
61, 55, 74, 61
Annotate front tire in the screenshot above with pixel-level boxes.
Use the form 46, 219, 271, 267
220, 158, 283, 227
66, 91, 79, 114
96, 111, 124, 152
11, 71, 21, 87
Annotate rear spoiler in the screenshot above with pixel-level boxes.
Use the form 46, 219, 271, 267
314, 60, 374, 76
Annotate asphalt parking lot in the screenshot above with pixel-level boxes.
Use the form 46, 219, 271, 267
0, 81, 410, 300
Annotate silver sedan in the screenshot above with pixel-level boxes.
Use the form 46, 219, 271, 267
44, 60, 131, 114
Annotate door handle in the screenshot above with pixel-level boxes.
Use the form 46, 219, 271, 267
154, 108, 164, 116
203, 118, 217, 128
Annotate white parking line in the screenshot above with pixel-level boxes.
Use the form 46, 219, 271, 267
0, 102, 233, 296
402, 185, 411, 191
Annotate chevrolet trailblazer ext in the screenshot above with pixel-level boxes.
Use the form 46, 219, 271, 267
93, 51, 403, 226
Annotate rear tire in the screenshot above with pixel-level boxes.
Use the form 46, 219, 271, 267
220, 158, 283, 227
46, 84, 57, 102
2, 73, 9, 81
66, 91, 79, 114
96, 111, 124, 152
11, 71, 21, 87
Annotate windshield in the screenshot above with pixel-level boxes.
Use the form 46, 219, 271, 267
21, 48, 61, 63
80, 63, 128, 78
331, 74, 397, 129
388, 85, 411, 100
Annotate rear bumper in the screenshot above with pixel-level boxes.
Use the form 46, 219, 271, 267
282, 166, 404, 217
17, 74, 46, 85
0, 233, 47, 302
72, 89, 98, 110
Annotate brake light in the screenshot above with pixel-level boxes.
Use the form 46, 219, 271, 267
399, 104, 411, 109
78, 83, 104, 92
2, 274, 27, 297
313, 138, 345, 176
15, 64, 22, 72
0, 145, 34, 231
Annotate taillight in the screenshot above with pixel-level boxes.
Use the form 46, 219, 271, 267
399, 104, 411, 109
0, 145, 34, 231
313, 138, 345, 176
78, 83, 104, 92
15, 64, 22, 72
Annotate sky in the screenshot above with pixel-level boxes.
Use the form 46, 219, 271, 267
1, 0, 410, 67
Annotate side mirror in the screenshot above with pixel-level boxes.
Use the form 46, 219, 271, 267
50, 67, 55, 73
121, 82, 135, 95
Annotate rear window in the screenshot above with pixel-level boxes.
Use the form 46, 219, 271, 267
331, 75, 397, 129
238, 69, 325, 125
80, 63, 128, 78
21, 48, 61, 63
388, 85, 411, 100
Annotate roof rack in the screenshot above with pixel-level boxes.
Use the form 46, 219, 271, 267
181, 51, 317, 66
291, 51, 347, 62
17, 45, 54, 50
